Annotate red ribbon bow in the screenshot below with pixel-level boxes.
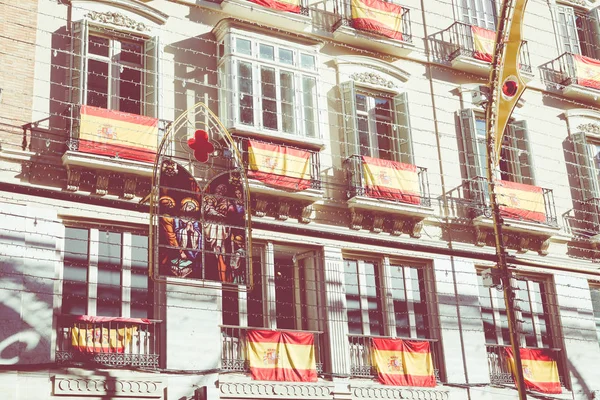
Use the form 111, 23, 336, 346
187, 129, 214, 163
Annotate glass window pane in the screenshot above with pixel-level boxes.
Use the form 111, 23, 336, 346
87, 59, 109, 109
259, 44, 274, 60
235, 38, 252, 55
119, 67, 142, 114
63, 227, 89, 315
344, 260, 363, 335
279, 48, 294, 65
238, 62, 254, 125
391, 266, 410, 337
363, 262, 383, 336
97, 231, 121, 317
131, 234, 149, 318
248, 258, 264, 328
358, 116, 370, 157
120, 40, 142, 64
477, 275, 498, 344
275, 255, 295, 330
376, 121, 393, 161
300, 53, 315, 70
88, 35, 109, 57
302, 77, 317, 138
356, 94, 367, 112
261, 67, 277, 130
280, 71, 295, 134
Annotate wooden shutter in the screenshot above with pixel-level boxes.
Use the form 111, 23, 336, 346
393, 92, 414, 165
340, 81, 358, 158
506, 120, 535, 185
557, 6, 582, 55
70, 20, 89, 107
458, 109, 481, 179
572, 132, 599, 201
587, 7, 600, 59
144, 36, 160, 118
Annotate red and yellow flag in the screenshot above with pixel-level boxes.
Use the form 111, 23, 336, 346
78, 105, 159, 162
248, 140, 311, 191
71, 325, 136, 353
574, 54, 600, 90
248, 0, 301, 13
372, 338, 436, 387
495, 180, 546, 223
471, 26, 495, 63
247, 330, 317, 382
361, 156, 421, 204
506, 348, 561, 394
350, 0, 403, 41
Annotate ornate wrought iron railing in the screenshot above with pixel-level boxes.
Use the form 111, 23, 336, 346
332, 3, 412, 43
466, 176, 558, 227
429, 21, 531, 73
221, 325, 324, 373
345, 155, 431, 207
486, 344, 565, 386
348, 334, 441, 382
233, 136, 322, 190
55, 315, 161, 368
539, 52, 600, 89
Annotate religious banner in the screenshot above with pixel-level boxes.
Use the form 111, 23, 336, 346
247, 140, 311, 191
371, 338, 436, 387
471, 26, 495, 63
70, 316, 147, 353
506, 347, 562, 394
361, 156, 421, 204
573, 54, 600, 90
248, 0, 301, 13
78, 105, 159, 162
247, 330, 317, 382
495, 180, 546, 223
350, 0, 403, 41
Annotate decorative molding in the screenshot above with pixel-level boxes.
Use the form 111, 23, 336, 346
372, 215, 384, 233
300, 205, 314, 224
577, 123, 600, 135
66, 168, 81, 192
254, 198, 268, 217
219, 382, 333, 399
95, 173, 110, 196
277, 202, 291, 221
352, 386, 449, 399
123, 177, 137, 199
475, 226, 488, 247
86, 11, 151, 32
408, 220, 424, 238
391, 219, 405, 236
350, 72, 397, 89
350, 210, 363, 230
53, 376, 163, 397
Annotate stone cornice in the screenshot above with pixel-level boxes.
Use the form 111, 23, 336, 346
53, 375, 164, 397
219, 382, 334, 399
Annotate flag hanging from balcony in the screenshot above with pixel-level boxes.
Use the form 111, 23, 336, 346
495, 180, 546, 223
248, 0, 301, 13
247, 140, 311, 191
505, 347, 562, 394
573, 55, 600, 90
371, 338, 436, 387
361, 156, 421, 204
78, 105, 159, 162
70, 316, 148, 353
350, 0, 403, 41
471, 26, 495, 63
247, 330, 317, 382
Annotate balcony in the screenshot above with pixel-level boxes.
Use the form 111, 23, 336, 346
55, 315, 161, 368
208, 0, 311, 32
467, 177, 560, 253
348, 335, 441, 382
541, 52, 600, 104
221, 325, 324, 374
344, 155, 434, 236
235, 136, 323, 223
430, 22, 533, 79
486, 345, 565, 388
331, 1, 414, 57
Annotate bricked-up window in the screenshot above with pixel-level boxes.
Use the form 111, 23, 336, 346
71, 20, 159, 117
62, 226, 152, 318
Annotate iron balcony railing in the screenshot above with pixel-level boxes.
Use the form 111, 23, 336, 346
540, 52, 599, 89
486, 344, 565, 387
345, 155, 431, 207
582, 197, 600, 235
234, 136, 322, 190
221, 325, 324, 374
348, 335, 442, 382
55, 315, 161, 368
207, 0, 309, 15
430, 21, 531, 73
332, 2, 412, 43
466, 176, 558, 227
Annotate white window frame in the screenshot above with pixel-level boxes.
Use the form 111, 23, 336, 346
61, 225, 151, 318
457, 0, 497, 30
217, 28, 320, 141
556, 4, 599, 58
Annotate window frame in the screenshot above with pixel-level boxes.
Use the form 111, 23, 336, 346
61, 224, 152, 319
589, 283, 600, 347
556, 4, 598, 58
457, 0, 498, 30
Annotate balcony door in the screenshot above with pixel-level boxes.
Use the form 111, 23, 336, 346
458, 0, 497, 30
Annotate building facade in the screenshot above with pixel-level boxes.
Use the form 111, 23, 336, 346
2, 0, 600, 399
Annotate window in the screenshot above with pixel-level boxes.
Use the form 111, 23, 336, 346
71, 21, 159, 116
477, 273, 554, 348
390, 264, 429, 339
341, 82, 413, 164
217, 30, 319, 139
572, 131, 600, 201
62, 226, 152, 318
344, 259, 384, 336
590, 284, 600, 346
459, 109, 535, 185
556, 5, 598, 58
457, 0, 497, 30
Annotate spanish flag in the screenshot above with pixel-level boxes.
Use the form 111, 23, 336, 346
247, 140, 311, 191
78, 105, 159, 162
506, 347, 561, 394
372, 338, 436, 387
71, 324, 136, 353
471, 26, 495, 63
248, 0, 301, 13
361, 156, 421, 204
350, 0, 403, 41
495, 180, 546, 223
573, 54, 600, 90
247, 330, 317, 382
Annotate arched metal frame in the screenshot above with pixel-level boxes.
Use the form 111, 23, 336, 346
148, 102, 253, 291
